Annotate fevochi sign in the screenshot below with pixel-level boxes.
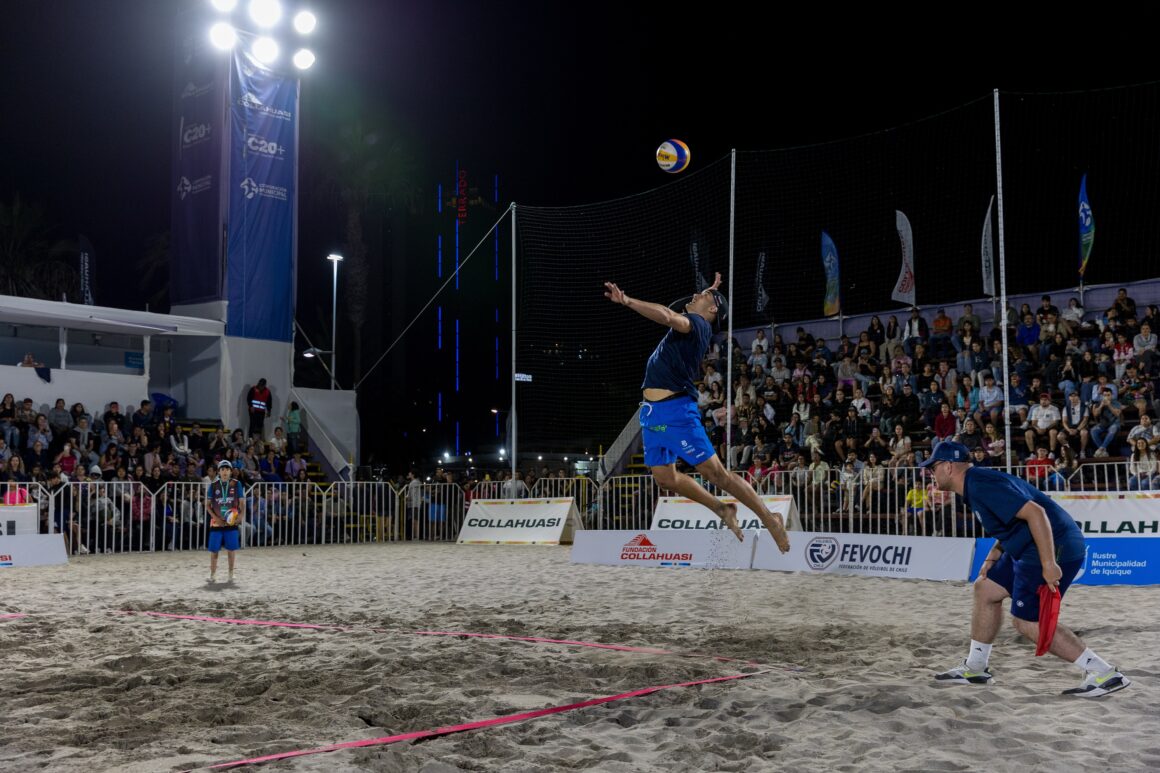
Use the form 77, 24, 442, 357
457, 498, 580, 545
651, 495, 802, 532
753, 532, 974, 581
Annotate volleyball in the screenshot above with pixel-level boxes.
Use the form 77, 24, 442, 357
226, 509, 241, 526
656, 139, 691, 173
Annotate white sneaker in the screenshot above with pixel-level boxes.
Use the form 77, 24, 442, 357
208, 572, 217, 584
78, 544, 89, 555
1062, 668, 1130, 697
228, 569, 235, 583
934, 659, 994, 685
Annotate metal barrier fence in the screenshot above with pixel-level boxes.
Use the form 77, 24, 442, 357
18, 465, 1142, 556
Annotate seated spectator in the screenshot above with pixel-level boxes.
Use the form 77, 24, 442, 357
259, 449, 283, 482
1127, 413, 1159, 450
1061, 297, 1085, 326
896, 382, 921, 433
981, 422, 1006, 461
1016, 314, 1041, 362
956, 304, 982, 337
747, 344, 769, 371
863, 426, 889, 459
131, 400, 155, 432
929, 308, 955, 359
1060, 391, 1091, 457
17, 352, 44, 368
1024, 393, 1061, 455
833, 405, 863, 461
957, 417, 984, 451
920, 379, 946, 429
889, 344, 912, 376
54, 441, 81, 479
902, 307, 928, 357
1127, 438, 1159, 490
1089, 387, 1124, 458
970, 444, 995, 469
933, 403, 958, 444
27, 414, 52, 450
24, 439, 50, 471
47, 398, 74, 441
885, 423, 912, 468
1113, 287, 1137, 320
1134, 322, 1157, 374
1046, 445, 1077, 490
170, 427, 192, 463
1026, 446, 1054, 489
975, 374, 1004, 427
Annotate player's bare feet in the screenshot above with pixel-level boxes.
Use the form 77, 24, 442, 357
718, 503, 744, 542
761, 512, 791, 553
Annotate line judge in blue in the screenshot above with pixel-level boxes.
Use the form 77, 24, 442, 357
922, 441, 1129, 697
603, 272, 789, 554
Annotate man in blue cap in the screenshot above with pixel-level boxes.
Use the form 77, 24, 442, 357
604, 272, 790, 553
921, 441, 1128, 696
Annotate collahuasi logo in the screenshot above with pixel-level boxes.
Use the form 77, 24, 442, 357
620, 533, 692, 562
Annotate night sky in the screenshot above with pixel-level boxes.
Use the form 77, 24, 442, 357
2, 3, 1156, 470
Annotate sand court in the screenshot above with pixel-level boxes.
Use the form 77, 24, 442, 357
1, 543, 1156, 772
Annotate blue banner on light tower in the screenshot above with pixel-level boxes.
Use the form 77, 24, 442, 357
226, 45, 298, 342
171, 17, 227, 305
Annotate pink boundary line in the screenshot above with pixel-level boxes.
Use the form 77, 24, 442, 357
0, 613, 26, 620
200, 671, 764, 770
120, 611, 786, 668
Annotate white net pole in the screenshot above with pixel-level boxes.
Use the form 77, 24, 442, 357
511, 204, 518, 485
993, 88, 1013, 473
725, 149, 736, 472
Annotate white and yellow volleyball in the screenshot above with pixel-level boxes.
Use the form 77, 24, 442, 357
226, 509, 241, 526
656, 139, 691, 173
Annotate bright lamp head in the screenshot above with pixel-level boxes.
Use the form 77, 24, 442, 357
251, 36, 279, 64
211, 0, 238, 11
293, 11, 317, 34
209, 22, 237, 50
248, 0, 282, 28
293, 49, 316, 70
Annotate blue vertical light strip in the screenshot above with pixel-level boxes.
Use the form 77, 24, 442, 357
437, 183, 442, 214
437, 306, 442, 349
437, 392, 442, 422
494, 174, 500, 281
437, 234, 442, 278
455, 319, 460, 392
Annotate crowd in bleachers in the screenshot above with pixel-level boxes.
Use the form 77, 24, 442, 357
693, 289, 1160, 495
0, 386, 327, 553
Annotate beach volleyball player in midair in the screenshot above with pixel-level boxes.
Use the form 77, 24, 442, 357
604, 272, 790, 552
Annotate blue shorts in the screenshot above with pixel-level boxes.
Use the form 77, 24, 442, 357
207, 530, 241, 553
985, 553, 1083, 622
639, 396, 715, 468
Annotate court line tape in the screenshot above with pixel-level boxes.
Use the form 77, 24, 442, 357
118, 611, 804, 670
0, 613, 27, 620
195, 670, 766, 770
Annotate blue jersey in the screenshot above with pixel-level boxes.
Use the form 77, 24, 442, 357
641, 312, 712, 400
962, 466, 1085, 564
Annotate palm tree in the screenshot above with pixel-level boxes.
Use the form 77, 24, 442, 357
0, 194, 80, 300
305, 103, 418, 385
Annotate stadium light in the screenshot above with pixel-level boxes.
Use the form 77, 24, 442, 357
293, 10, 317, 34
209, 22, 237, 49
251, 36, 279, 64
248, 0, 282, 28
292, 49, 315, 70
211, 0, 238, 12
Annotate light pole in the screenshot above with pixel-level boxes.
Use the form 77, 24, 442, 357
327, 253, 343, 389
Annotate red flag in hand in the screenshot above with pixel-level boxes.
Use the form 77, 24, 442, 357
1036, 584, 1061, 656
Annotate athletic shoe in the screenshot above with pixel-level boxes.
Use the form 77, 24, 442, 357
78, 544, 89, 555
935, 660, 993, 685
208, 572, 216, 584
1062, 668, 1130, 697
228, 569, 235, 583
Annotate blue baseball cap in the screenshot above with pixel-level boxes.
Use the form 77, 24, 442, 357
917, 441, 971, 468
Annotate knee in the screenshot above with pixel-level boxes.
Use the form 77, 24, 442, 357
652, 469, 676, 490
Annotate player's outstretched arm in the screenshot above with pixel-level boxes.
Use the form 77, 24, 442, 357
603, 282, 691, 333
